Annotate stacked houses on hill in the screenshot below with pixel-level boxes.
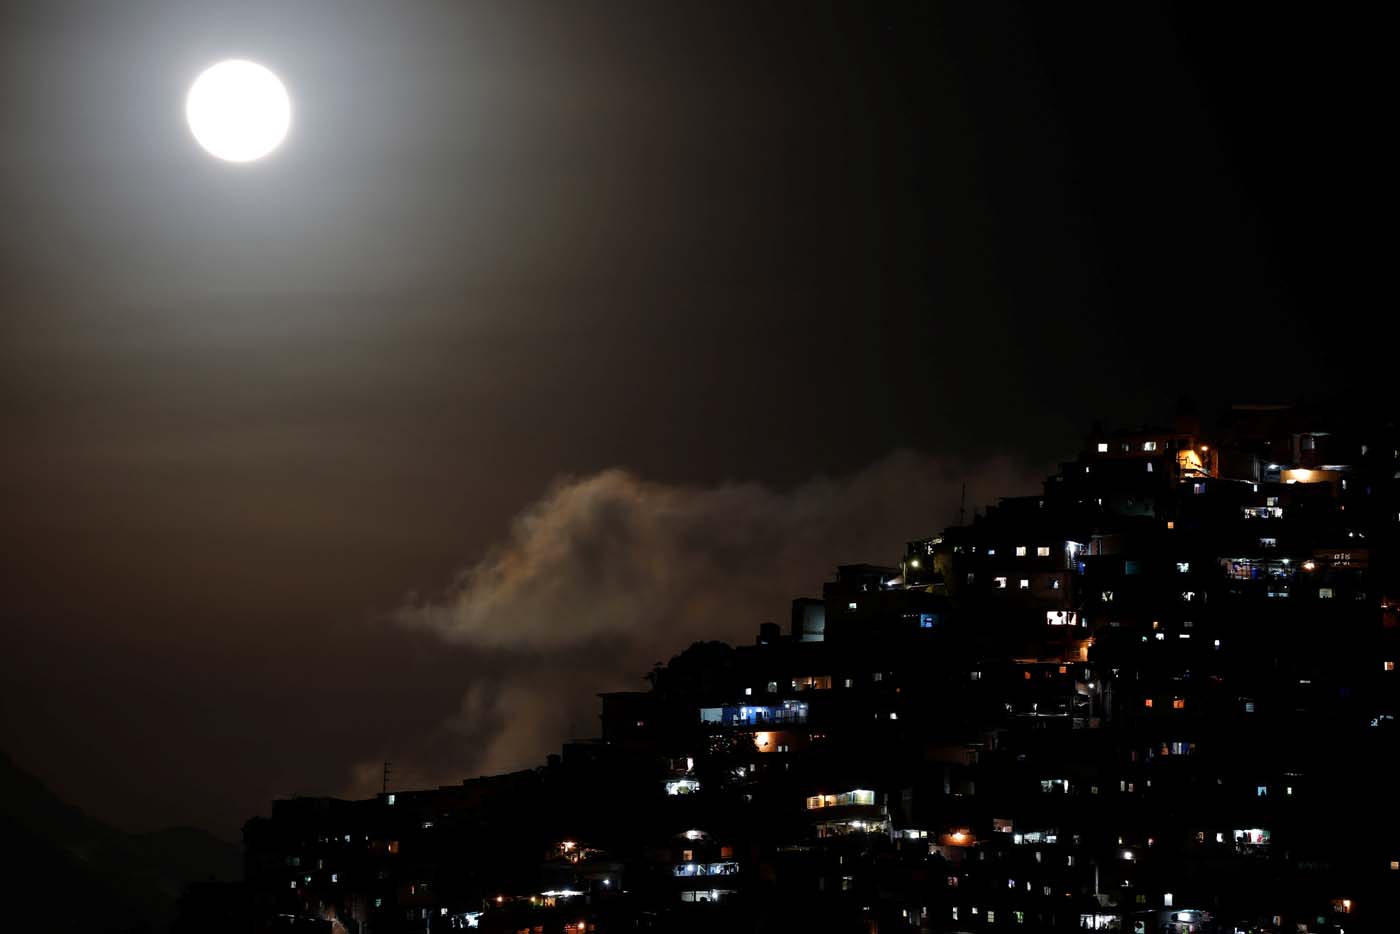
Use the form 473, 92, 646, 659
238, 402, 1400, 933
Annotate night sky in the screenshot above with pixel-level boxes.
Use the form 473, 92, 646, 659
0, 2, 1381, 837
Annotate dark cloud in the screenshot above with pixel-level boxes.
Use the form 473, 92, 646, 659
376, 453, 1038, 791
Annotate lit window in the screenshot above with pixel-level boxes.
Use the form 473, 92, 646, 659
1019, 579, 1030, 590
848, 602, 857, 610
1102, 591, 1114, 602
1172, 698, 1185, 710
1037, 545, 1050, 557
1244, 701, 1256, 713
1051, 579, 1060, 590
1143, 441, 1157, 452
1386, 661, 1396, 672
1144, 698, 1153, 708
1097, 442, 1109, 453
873, 672, 883, 682
766, 681, 778, 693
1166, 520, 1175, 529
1257, 786, 1267, 797
1146, 462, 1154, 473
1016, 546, 1027, 556
1176, 562, 1190, 573
744, 687, 752, 696
387, 794, 396, 806
889, 712, 898, 720
995, 577, 1008, 589
987, 548, 996, 556
844, 678, 853, 688
1320, 588, 1334, 598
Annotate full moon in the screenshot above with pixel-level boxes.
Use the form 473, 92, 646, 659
186, 60, 291, 162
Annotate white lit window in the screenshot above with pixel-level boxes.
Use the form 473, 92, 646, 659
1176, 562, 1190, 573
848, 602, 858, 610
995, 577, 1008, 589
844, 678, 853, 688
873, 672, 884, 682
744, 687, 752, 696
889, 712, 898, 720
1102, 590, 1114, 602
987, 548, 997, 556
1051, 579, 1060, 590
767, 681, 778, 693
1146, 462, 1154, 473
1320, 588, 1334, 599
1037, 546, 1050, 557
1097, 442, 1109, 453
387, 794, 396, 806
1143, 441, 1157, 452
1016, 546, 1027, 557
1019, 579, 1030, 590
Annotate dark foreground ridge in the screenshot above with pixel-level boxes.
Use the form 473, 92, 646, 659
224, 402, 1399, 932
0, 749, 241, 933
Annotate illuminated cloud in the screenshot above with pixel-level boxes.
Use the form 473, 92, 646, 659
381, 453, 1038, 784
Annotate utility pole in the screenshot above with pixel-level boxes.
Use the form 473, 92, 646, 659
382, 761, 392, 796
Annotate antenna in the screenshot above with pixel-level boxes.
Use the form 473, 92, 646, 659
382, 761, 392, 795
959, 481, 967, 526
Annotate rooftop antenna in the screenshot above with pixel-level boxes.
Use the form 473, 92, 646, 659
382, 761, 392, 796
959, 481, 967, 526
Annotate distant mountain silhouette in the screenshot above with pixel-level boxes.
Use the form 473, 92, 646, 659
0, 749, 240, 933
